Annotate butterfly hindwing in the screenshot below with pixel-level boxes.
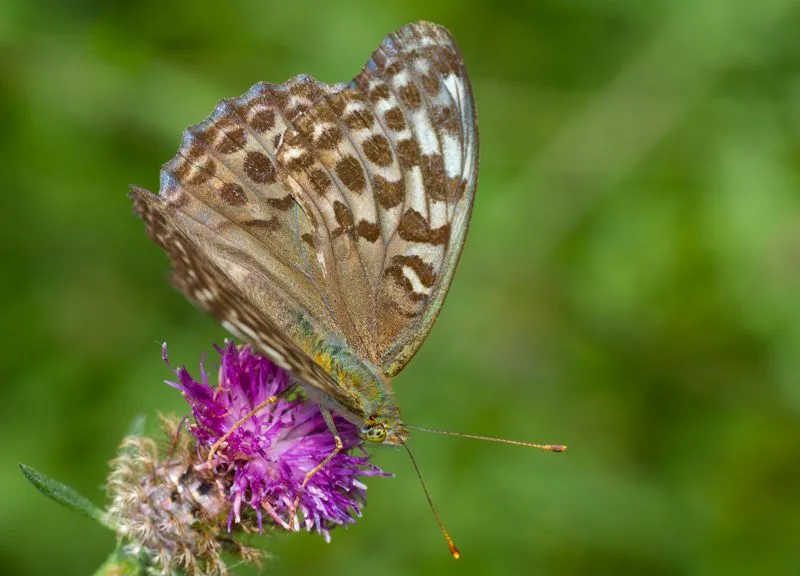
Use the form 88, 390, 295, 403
359, 22, 478, 376
275, 21, 479, 376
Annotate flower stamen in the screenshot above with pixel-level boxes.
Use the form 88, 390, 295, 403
288, 421, 344, 528
205, 393, 281, 465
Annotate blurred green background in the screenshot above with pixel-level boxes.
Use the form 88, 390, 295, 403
3, 0, 800, 574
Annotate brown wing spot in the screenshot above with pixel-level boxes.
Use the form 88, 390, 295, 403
383, 262, 429, 307
363, 134, 393, 167
333, 201, 354, 237
396, 139, 421, 169
191, 125, 215, 146
286, 105, 308, 122
301, 233, 315, 247
356, 220, 380, 242
390, 255, 436, 286
433, 105, 460, 135
308, 168, 332, 195
250, 109, 276, 132
434, 53, 459, 75
369, 84, 390, 102
293, 109, 315, 133
421, 72, 440, 96
409, 291, 429, 303
314, 126, 343, 150
421, 154, 447, 201
315, 101, 338, 123
285, 150, 314, 172
398, 209, 450, 246
384, 108, 406, 131
283, 131, 303, 147
374, 175, 404, 209
336, 155, 367, 193
188, 159, 216, 185
243, 151, 277, 184
265, 195, 295, 210
178, 145, 215, 185
219, 182, 246, 205
344, 110, 375, 131
399, 83, 422, 110
327, 94, 347, 116
384, 265, 413, 292
386, 61, 404, 76
217, 127, 245, 153
268, 89, 290, 111
183, 144, 203, 163
248, 217, 281, 232
445, 51, 462, 73
349, 90, 367, 104
173, 162, 190, 182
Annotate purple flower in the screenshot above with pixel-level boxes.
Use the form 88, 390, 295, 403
166, 341, 387, 542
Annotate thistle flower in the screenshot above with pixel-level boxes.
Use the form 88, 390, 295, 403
167, 341, 387, 542
103, 343, 387, 575
106, 417, 263, 576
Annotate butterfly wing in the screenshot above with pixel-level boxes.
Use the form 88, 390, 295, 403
364, 22, 478, 376
132, 22, 477, 408
275, 22, 479, 376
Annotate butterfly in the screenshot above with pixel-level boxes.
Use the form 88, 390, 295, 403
132, 21, 480, 555
132, 20, 476, 445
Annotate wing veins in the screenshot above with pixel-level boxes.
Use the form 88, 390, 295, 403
326, 92, 385, 287
369, 53, 427, 277
169, 156, 311, 282
276, 101, 377, 357
165, 185, 326, 317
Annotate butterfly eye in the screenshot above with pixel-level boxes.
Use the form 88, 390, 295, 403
363, 424, 387, 443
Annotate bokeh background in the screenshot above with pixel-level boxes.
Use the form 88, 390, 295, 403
3, 0, 800, 574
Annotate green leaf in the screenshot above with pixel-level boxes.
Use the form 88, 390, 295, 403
19, 463, 108, 526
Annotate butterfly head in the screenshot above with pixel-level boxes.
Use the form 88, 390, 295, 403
362, 415, 408, 446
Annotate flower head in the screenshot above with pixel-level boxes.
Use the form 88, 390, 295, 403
106, 417, 263, 576
167, 341, 387, 541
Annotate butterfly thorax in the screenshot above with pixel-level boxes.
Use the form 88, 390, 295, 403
294, 323, 409, 446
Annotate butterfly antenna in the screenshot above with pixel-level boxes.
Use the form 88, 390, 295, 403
407, 425, 567, 453
403, 443, 460, 560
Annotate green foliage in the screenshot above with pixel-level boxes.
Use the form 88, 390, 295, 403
2, 0, 800, 575
19, 464, 107, 526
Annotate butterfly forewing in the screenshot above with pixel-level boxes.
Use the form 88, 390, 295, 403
132, 21, 478, 417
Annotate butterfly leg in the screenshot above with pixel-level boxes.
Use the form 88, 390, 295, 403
288, 407, 343, 529
206, 394, 283, 464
